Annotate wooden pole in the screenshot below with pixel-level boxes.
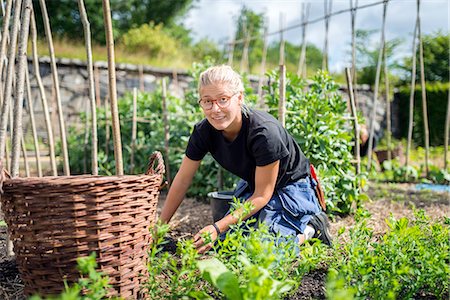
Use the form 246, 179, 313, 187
30, 10, 57, 175
297, 3, 310, 78
25, 71, 42, 177
383, 42, 392, 161
39, 0, 70, 175
161, 78, 171, 186
94, 64, 101, 107
21, 136, 30, 177
130, 87, 137, 174
104, 95, 110, 157
257, 25, 268, 108
0, 0, 21, 166
102, 0, 123, 175
279, 13, 285, 66
367, 0, 388, 170
322, 0, 332, 71
278, 65, 286, 127
240, 20, 249, 73
227, 39, 235, 66
0, 0, 12, 92
138, 65, 145, 91
350, 0, 359, 107
78, 0, 98, 175
345, 68, 361, 179
405, 21, 418, 169
445, 85, 449, 170
11, 0, 31, 177
83, 97, 89, 174
417, 0, 430, 176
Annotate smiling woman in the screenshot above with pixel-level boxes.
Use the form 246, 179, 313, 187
159, 65, 332, 254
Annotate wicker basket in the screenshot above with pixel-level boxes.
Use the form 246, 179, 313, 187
0, 151, 165, 298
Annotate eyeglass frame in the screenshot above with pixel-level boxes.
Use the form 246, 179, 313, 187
198, 92, 240, 110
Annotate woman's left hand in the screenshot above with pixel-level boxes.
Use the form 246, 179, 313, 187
193, 225, 218, 254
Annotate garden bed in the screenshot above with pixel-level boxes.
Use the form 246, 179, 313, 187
1, 182, 448, 299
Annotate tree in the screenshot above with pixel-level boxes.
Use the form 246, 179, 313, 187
401, 31, 449, 83
32, 0, 195, 44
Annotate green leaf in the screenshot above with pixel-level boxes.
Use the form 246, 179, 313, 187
197, 258, 242, 300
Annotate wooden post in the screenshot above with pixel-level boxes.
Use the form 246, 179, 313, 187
383, 42, 392, 161
297, 3, 310, 78
278, 13, 286, 127
257, 25, 268, 108
345, 68, 361, 180
130, 87, 137, 174
83, 97, 89, 174
104, 95, 110, 157
94, 65, 101, 107
39, 0, 70, 175
445, 85, 449, 170
0, 0, 20, 167
240, 20, 250, 73
11, 0, 31, 177
30, 10, 57, 175
138, 65, 144, 91
322, 0, 332, 71
227, 39, 235, 66
367, 0, 388, 170
417, 0, 430, 176
21, 135, 30, 177
25, 71, 42, 177
102, 0, 123, 175
78, 0, 98, 175
161, 78, 171, 186
350, 0, 359, 107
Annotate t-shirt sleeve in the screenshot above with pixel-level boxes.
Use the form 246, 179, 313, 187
250, 122, 289, 166
185, 124, 208, 161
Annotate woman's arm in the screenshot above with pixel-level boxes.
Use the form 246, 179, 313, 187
160, 156, 201, 224
194, 160, 279, 253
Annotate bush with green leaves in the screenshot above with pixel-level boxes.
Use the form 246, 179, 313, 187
264, 70, 367, 214
329, 209, 449, 299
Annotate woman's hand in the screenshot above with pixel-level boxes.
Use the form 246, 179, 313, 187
193, 224, 219, 254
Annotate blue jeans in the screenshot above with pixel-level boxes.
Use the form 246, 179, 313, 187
220, 176, 322, 245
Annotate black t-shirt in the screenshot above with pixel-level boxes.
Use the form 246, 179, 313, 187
185, 109, 310, 190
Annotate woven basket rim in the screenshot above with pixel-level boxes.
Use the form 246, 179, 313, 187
1, 173, 162, 185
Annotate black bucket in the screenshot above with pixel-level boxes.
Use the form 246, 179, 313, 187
207, 191, 234, 223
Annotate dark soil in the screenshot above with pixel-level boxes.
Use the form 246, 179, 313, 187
0, 183, 448, 299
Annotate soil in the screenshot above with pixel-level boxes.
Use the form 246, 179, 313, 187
0, 183, 448, 300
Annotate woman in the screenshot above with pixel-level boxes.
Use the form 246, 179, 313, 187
160, 65, 331, 254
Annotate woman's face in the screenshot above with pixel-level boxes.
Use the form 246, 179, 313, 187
199, 83, 243, 133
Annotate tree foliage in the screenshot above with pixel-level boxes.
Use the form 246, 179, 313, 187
32, 0, 194, 44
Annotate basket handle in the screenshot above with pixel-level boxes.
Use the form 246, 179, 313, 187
146, 151, 165, 176
0, 159, 11, 194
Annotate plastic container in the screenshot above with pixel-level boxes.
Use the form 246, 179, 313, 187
207, 191, 234, 222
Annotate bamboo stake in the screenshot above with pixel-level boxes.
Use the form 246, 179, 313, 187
25, 71, 42, 177
102, 0, 123, 175
138, 65, 144, 91
257, 25, 268, 109
417, 0, 430, 176
383, 42, 391, 161
0, 0, 21, 165
227, 38, 235, 66
405, 21, 418, 168
279, 13, 285, 66
21, 135, 30, 177
350, 0, 359, 107
322, 0, 332, 71
130, 87, 137, 174
240, 19, 249, 73
278, 65, 286, 127
78, 0, 98, 175
94, 65, 100, 107
0, 0, 12, 94
30, 10, 57, 175
445, 85, 449, 170
367, 0, 388, 170
104, 95, 110, 157
39, 0, 70, 176
161, 78, 171, 185
297, 3, 310, 78
11, 0, 31, 177
345, 68, 360, 179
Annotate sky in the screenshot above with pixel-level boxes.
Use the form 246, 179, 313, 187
184, 0, 449, 72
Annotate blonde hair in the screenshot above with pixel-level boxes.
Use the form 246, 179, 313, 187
198, 65, 245, 94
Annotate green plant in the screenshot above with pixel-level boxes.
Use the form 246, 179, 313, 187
329, 209, 449, 299
264, 70, 367, 214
